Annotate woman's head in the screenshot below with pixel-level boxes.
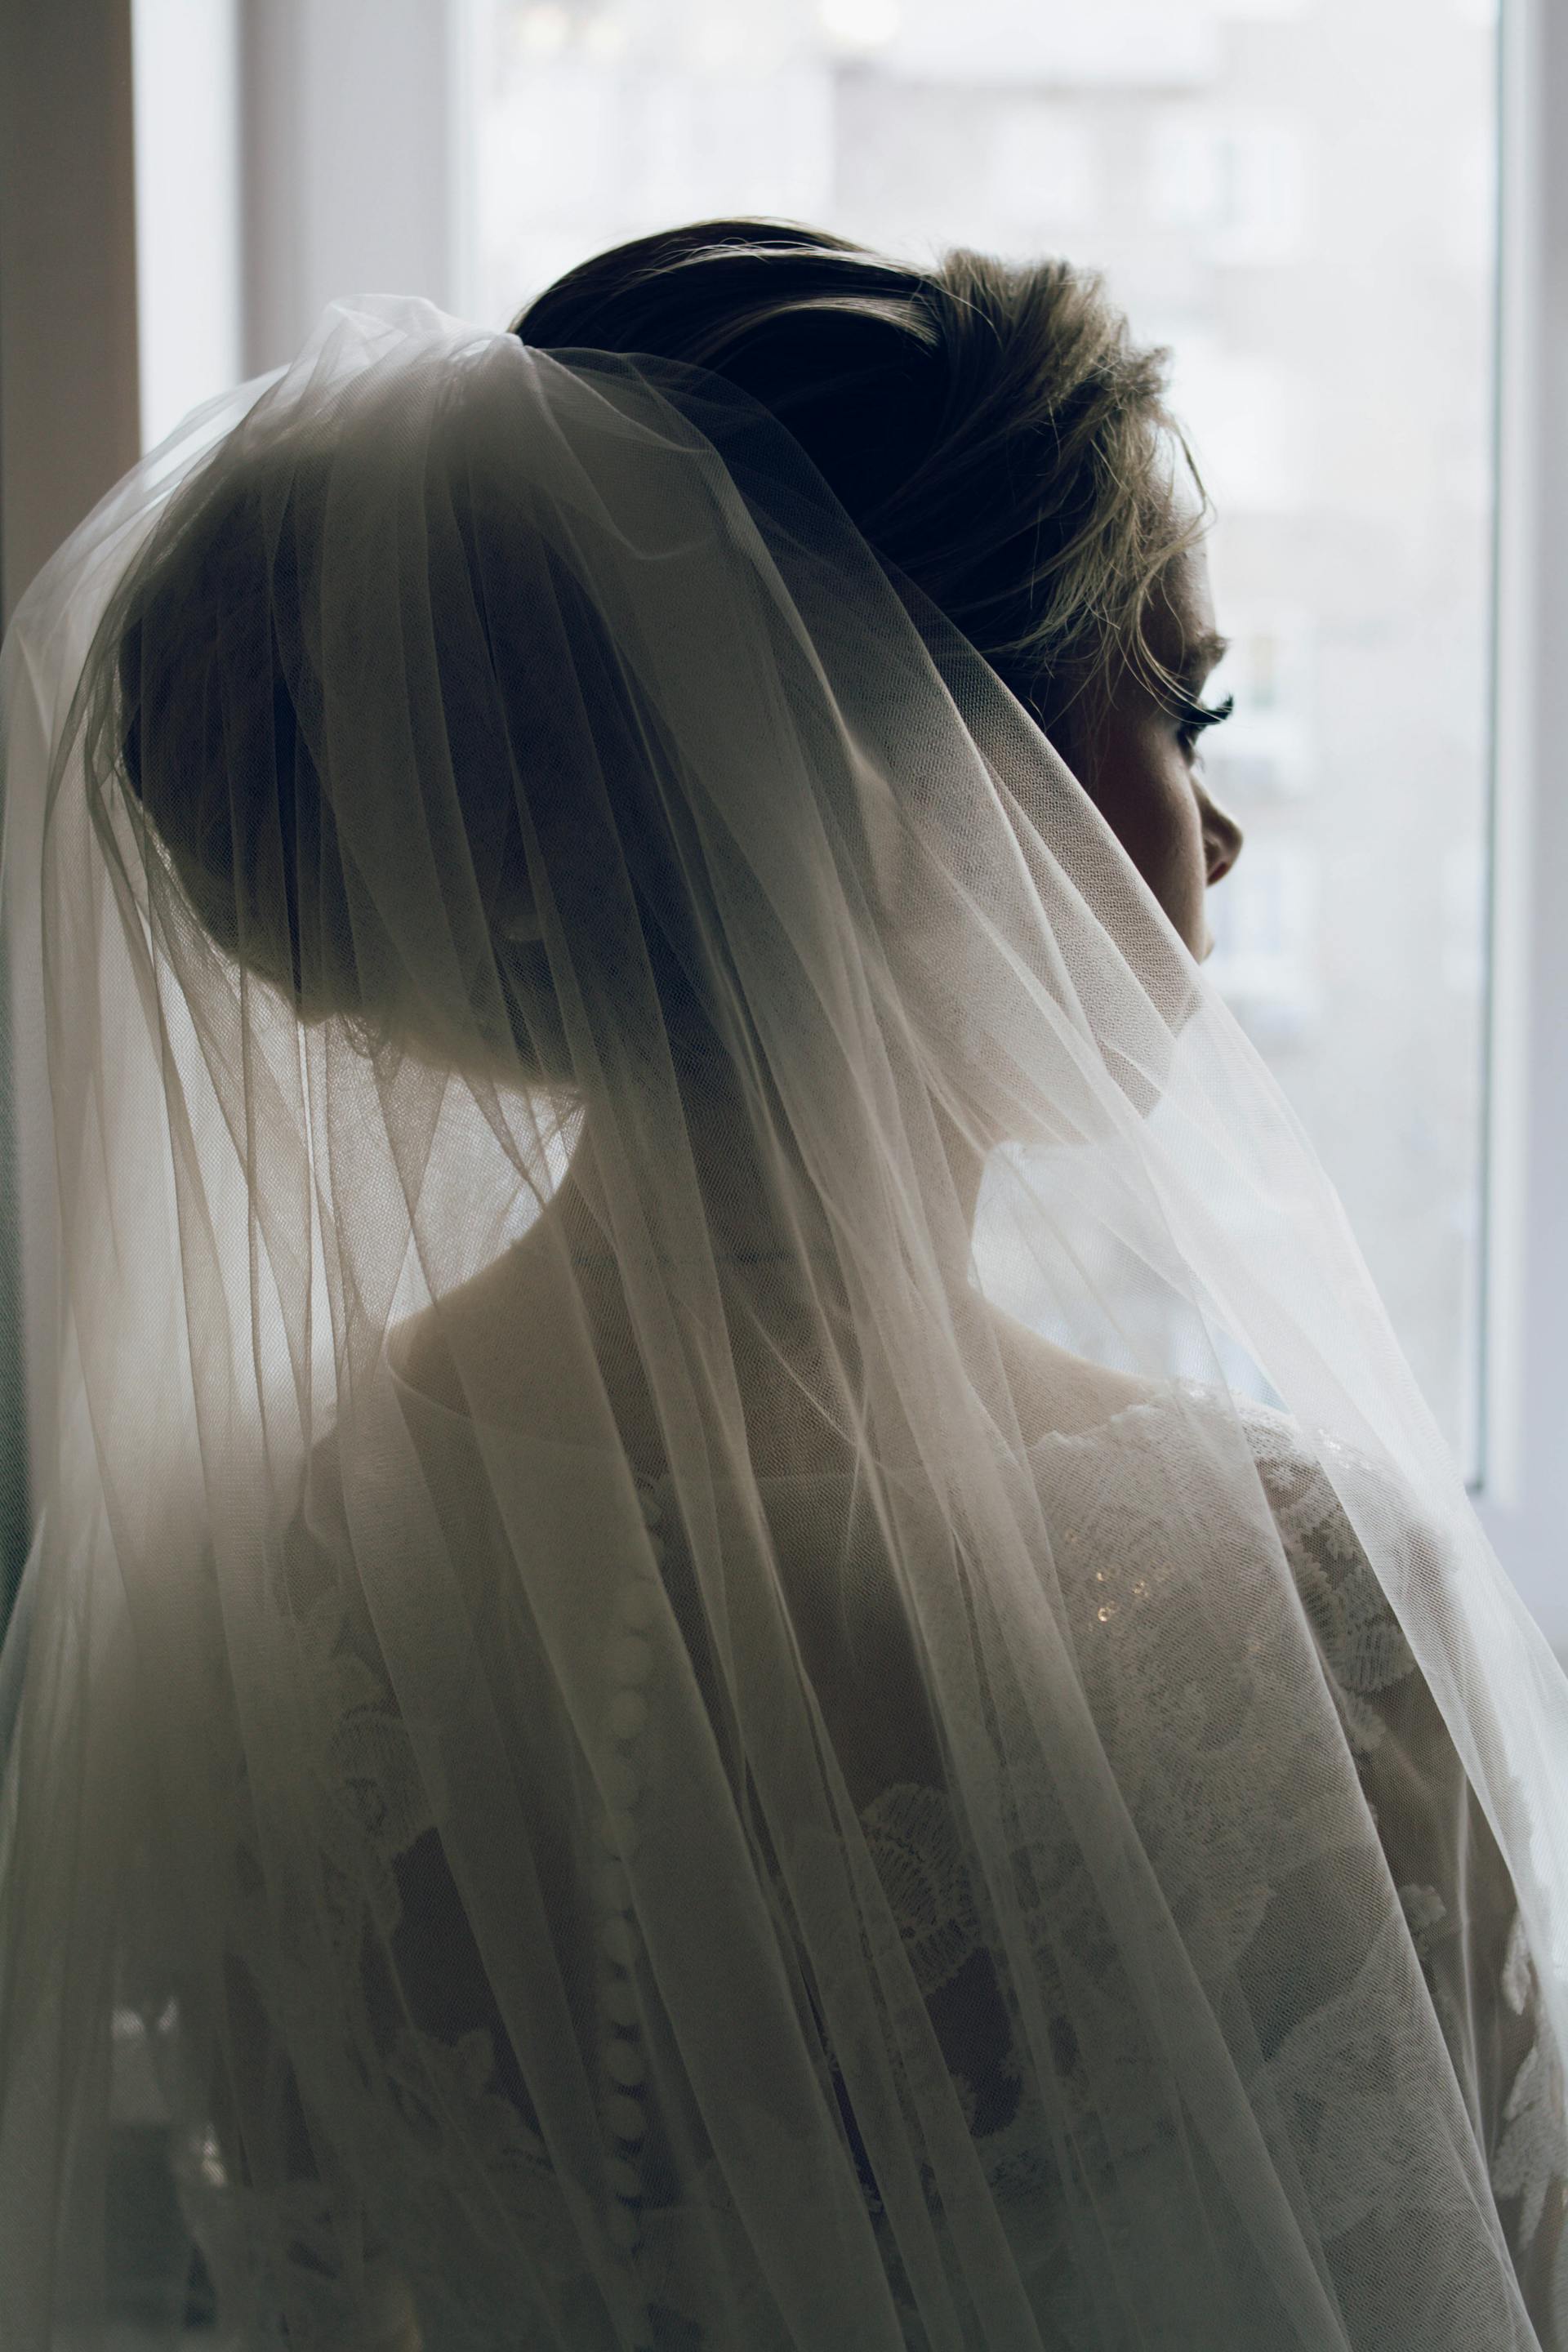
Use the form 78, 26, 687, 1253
517, 220, 1241, 955
95, 220, 1240, 1096
519, 225, 1197, 730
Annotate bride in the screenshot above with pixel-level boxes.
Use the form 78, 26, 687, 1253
2, 217, 1566, 2350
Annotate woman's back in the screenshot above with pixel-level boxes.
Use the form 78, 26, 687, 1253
165, 1362, 1566, 2349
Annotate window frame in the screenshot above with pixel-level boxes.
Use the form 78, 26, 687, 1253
238, 0, 474, 376
1471, 0, 1568, 1648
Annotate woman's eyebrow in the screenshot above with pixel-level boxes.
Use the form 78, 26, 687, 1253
1182, 630, 1231, 680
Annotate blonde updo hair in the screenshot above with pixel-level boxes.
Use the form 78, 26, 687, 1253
93, 219, 1205, 1074
514, 220, 1206, 733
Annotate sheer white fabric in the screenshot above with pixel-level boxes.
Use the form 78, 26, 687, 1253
1, 294, 1566, 2349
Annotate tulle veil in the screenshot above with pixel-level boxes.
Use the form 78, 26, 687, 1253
1, 292, 1566, 2347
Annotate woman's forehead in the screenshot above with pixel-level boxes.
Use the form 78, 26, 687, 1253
1147, 540, 1223, 679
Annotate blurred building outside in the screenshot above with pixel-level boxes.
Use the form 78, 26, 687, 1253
467, 0, 1498, 1465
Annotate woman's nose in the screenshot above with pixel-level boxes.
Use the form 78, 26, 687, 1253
1200, 786, 1244, 887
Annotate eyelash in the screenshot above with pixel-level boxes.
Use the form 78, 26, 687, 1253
1175, 692, 1236, 758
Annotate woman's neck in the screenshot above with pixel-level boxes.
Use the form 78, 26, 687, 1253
532, 1090, 988, 1293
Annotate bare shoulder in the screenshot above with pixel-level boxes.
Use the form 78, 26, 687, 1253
387, 1246, 662, 1453
390, 1267, 1161, 1448
979, 1302, 1162, 1443
386, 1251, 547, 1419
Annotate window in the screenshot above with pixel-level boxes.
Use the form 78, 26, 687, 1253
1147, 113, 1310, 264
461, 0, 1499, 1475
1205, 840, 1321, 1037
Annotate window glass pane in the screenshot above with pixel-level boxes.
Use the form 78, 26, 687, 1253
463, 0, 1498, 1468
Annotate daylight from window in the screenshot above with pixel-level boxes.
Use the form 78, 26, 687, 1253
465, 0, 1499, 1464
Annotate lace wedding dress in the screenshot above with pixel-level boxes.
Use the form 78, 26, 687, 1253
149, 1375, 1567, 2350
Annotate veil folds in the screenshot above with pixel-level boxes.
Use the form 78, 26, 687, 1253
1, 292, 1566, 2347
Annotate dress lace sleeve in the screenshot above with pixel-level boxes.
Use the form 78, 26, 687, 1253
1246, 1411, 1568, 2345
